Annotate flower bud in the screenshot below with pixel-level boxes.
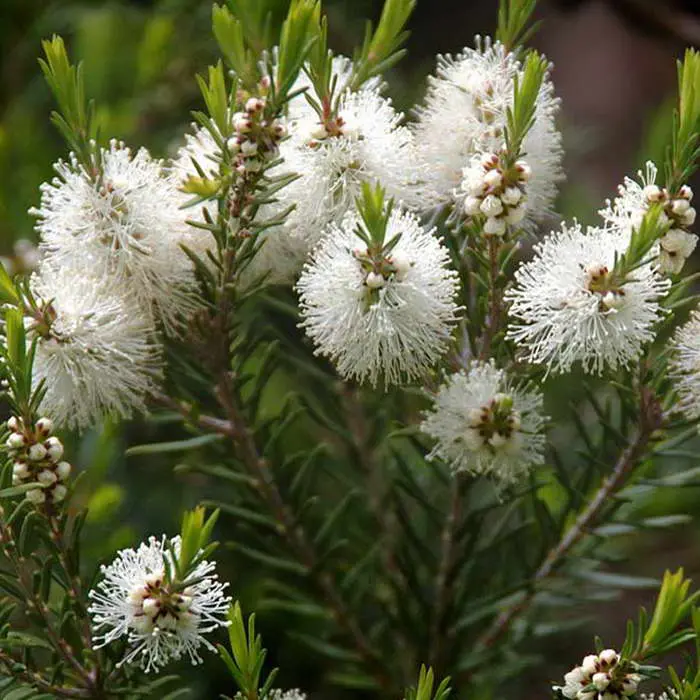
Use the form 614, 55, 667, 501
680, 184, 694, 201
643, 184, 663, 202
515, 160, 532, 181
6, 433, 26, 450
483, 168, 503, 189
45, 437, 64, 463
365, 272, 385, 289
501, 186, 523, 206
245, 97, 265, 113
682, 206, 697, 226
592, 672, 610, 691
483, 216, 507, 236
463, 196, 482, 216
56, 461, 72, 481
7, 416, 20, 432
505, 205, 526, 225
26, 488, 46, 505
598, 649, 618, 666
480, 195, 504, 217
28, 443, 47, 461
391, 254, 412, 282
13, 461, 29, 479
38, 469, 58, 486
672, 198, 691, 215
35, 417, 53, 436
53, 484, 68, 502
142, 597, 160, 617
581, 655, 598, 675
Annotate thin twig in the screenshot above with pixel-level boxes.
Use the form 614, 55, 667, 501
429, 474, 464, 671
472, 385, 663, 654
479, 236, 503, 360
214, 373, 395, 693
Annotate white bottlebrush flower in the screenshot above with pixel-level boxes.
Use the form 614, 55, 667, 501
278, 84, 420, 251
34, 140, 199, 333
421, 362, 546, 484
506, 222, 670, 374
296, 207, 460, 386
600, 161, 697, 274
554, 649, 642, 699
670, 310, 700, 422
88, 535, 231, 673
26, 264, 161, 431
412, 37, 563, 225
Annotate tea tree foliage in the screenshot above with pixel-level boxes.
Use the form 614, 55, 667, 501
1, 0, 700, 698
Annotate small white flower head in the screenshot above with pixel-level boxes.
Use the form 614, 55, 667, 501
412, 37, 563, 224
88, 535, 231, 673
669, 310, 700, 422
421, 362, 546, 484
601, 162, 697, 275
278, 84, 420, 251
555, 650, 642, 700
296, 206, 460, 387
34, 140, 200, 333
26, 264, 162, 431
506, 222, 670, 374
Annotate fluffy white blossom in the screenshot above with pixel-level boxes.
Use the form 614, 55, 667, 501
278, 84, 420, 251
88, 535, 231, 673
26, 265, 161, 431
34, 140, 199, 332
670, 310, 700, 422
421, 362, 546, 484
296, 207, 460, 386
600, 162, 697, 274
506, 222, 670, 374
555, 649, 642, 700
412, 37, 563, 225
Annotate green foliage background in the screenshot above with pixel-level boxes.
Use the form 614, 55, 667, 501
2, 1, 699, 698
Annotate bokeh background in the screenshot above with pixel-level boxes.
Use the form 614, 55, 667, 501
2, 0, 700, 697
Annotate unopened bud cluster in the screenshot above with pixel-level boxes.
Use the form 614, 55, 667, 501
465, 392, 522, 454
128, 568, 194, 635
557, 649, 642, 700
5, 416, 71, 505
584, 263, 626, 313
228, 88, 287, 176
461, 152, 531, 236
641, 183, 697, 274
353, 246, 413, 293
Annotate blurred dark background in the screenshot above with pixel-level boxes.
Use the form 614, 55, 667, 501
2, 0, 700, 697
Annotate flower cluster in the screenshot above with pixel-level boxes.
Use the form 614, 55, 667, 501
461, 152, 531, 235
24, 266, 161, 431
421, 362, 546, 484
601, 162, 697, 274
5, 416, 70, 505
297, 207, 460, 386
506, 222, 670, 374
555, 649, 641, 700
34, 140, 199, 333
412, 37, 563, 228
88, 535, 231, 672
